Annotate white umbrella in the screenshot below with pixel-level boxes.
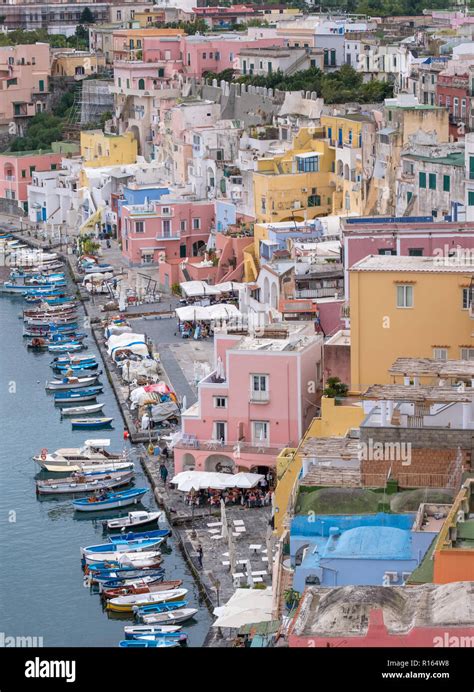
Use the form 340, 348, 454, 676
229, 472, 264, 489
227, 526, 237, 574
245, 559, 254, 587
181, 395, 187, 412
177, 477, 202, 492
220, 499, 229, 540
216, 356, 224, 380
265, 524, 274, 576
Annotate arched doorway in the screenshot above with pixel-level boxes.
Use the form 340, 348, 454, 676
205, 454, 235, 473
263, 276, 270, 304
182, 452, 196, 470
138, 78, 145, 90
270, 281, 278, 309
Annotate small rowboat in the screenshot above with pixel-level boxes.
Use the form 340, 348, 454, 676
131, 633, 187, 644
84, 550, 162, 569
109, 529, 170, 543
48, 342, 84, 353
124, 625, 182, 637
53, 387, 103, 403
105, 511, 164, 532
87, 567, 164, 586
140, 608, 198, 626
106, 589, 188, 613
73, 488, 148, 512
82, 537, 163, 558
52, 354, 97, 365
118, 640, 179, 648
99, 575, 164, 590
53, 362, 99, 373
46, 375, 99, 391
71, 417, 114, 429
60, 403, 105, 416
101, 580, 183, 600
36, 471, 134, 495
134, 601, 187, 615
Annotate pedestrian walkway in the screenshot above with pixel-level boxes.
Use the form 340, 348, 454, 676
159, 344, 198, 406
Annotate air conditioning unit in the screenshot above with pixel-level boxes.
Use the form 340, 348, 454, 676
384, 571, 398, 583
302, 187, 308, 193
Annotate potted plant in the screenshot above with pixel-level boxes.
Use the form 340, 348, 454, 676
284, 588, 301, 611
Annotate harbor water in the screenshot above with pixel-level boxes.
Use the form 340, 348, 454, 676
0, 292, 212, 647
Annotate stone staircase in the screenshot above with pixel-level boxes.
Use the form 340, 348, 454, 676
301, 466, 362, 487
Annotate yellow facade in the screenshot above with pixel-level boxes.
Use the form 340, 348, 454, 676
274, 397, 365, 535
320, 114, 368, 216
253, 127, 335, 224
80, 131, 138, 169
350, 258, 474, 393
52, 52, 106, 78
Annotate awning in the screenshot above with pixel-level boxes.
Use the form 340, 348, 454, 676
378, 127, 397, 136
180, 281, 222, 297
295, 151, 323, 158
212, 588, 274, 629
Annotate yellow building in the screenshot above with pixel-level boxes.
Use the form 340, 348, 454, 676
52, 50, 106, 78
320, 113, 375, 216
80, 131, 138, 169
253, 127, 335, 224
350, 255, 474, 393
274, 396, 365, 535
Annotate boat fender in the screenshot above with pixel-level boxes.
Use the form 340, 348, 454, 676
40, 448, 48, 460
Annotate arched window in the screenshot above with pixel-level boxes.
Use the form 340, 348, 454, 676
138, 78, 145, 90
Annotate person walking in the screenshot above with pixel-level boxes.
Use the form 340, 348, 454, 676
159, 462, 168, 486
197, 543, 203, 569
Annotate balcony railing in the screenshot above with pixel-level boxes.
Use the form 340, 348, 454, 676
174, 436, 283, 455
249, 389, 270, 403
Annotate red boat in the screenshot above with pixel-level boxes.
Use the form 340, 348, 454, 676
101, 579, 183, 600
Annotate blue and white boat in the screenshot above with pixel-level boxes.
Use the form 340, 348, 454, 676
124, 625, 182, 638
53, 362, 99, 373
87, 568, 164, 585
53, 387, 104, 404
73, 488, 148, 512
71, 417, 114, 429
109, 529, 170, 543
118, 639, 179, 648
130, 632, 187, 644
134, 600, 188, 615
52, 354, 97, 365
81, 537, 163, 558
46, 375, 99, 390
84, 550, 162, 569
48, 342, 84, 353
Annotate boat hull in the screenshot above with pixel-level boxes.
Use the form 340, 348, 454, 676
73, 489, 147, 512
36, 472, 134, 495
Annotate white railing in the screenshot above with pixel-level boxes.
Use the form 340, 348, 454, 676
249, 389, 270, 403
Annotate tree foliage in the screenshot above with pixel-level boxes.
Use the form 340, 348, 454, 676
9, 112, 64, 152
238, 65, 393, 103
323, 377, 349, 399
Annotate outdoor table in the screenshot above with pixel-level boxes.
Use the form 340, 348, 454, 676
249, 544, 262, 554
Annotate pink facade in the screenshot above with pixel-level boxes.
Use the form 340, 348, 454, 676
121, 198, 214, 267
342, 220, 474, 298
0, 43, 50, 126
181, 34, 286, 78
173, 330, 323, 474
114, 62, 181, 91
0, 151, 63, 208
142, 36, 183, 65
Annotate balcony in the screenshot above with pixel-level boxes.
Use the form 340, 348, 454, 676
174, 435, 283, 456
249, 389, 270, 403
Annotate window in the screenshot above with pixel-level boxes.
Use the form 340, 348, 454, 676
158, 68, 164, 78
453, 97, 459, 117
250, 374, 269, 402
162, 219, 171, 237
462, 288, 472, 310
469, 191, 474, 206
134, 221, 144, 233
408, 248, 423, 256
308, 194, 321, 207
202, 52, 207, 59
180, 220, 187, 232
161, 207, 170, 215
419, 172, 426, 188
29, 166, 35, 175
209, 52, 213, 59
192, 218, 200, 230
21, 169, 26, 178
396, 285, 413, 308
469, 156, 474, 180
433, 348, 448, 361
296, 155, 319, 173
252, 421, 269, 446
378, 249, 396, 255
445, 96, 451, 108
429, 173, 436, 190
215, 51, 220, 60
138, 78, 145, 90
443, 175, 450, 192
460, 348, 474, 360
38, 79, 44, 92
213, 421, 226, 443
214, 396, 227, 408
51, 164, 57, 171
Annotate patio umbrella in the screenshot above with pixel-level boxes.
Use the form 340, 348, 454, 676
220, 499, 229, 540
227, 525, 237, 575
265, 524, 274, 576
245, 559, 254, 587
229, 472, 264, 489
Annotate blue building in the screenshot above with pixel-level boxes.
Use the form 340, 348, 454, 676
117, 185, 170, 221
290, 513, 437, 592
215, 200, 237, 232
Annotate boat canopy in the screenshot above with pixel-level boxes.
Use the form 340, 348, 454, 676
84, 439, 111, 448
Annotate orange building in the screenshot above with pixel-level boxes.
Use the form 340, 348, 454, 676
432, 478, 474, 583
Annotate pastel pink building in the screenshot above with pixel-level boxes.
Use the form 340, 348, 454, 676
181, 33, 287, 78
120, 196, 214, 273
0, 43, 50, 129
0, 150, 63, 212
342, 218, 474, 300
173, 325, 323, 474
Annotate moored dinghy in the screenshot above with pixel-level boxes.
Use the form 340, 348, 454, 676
84, 551, 162, 570
73, 488, 148, 512
124, 625, 182, 637
46, 375, 100, 391
36, 470, 134, 495
105, 510, 164, 532
60, 403, 105, 416
106, 588, 188, 613
140, 608, 198, 626
71, 417, 114, 429
53, 387, 103, 404
100, 579, 183, 600
118, 639, 179, 648
81, 537, 163, 559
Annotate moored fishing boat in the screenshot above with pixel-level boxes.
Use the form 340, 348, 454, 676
53, 387, 104, 404
84, 550, 162, 570
106, 589, 188, 613
60, 403, 105, 416
108, 529, 170, 543
86, 567, 164, 586
131, 632, 188, 644
101, 580, 183, 600
118, 639, 179, 648
36, 470, 134, 495
51, 354, 97, 365
105, 511, 164, 532
73, 487, 148, 512
140, 608, 198, 626
53, 361, 99, 373
81, 537, 163, 559
48, 342, 84, 353
124, 625, 182, 637
33, 438, 127, 468
71, 417, 114, 429
45, 375, 100, 390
